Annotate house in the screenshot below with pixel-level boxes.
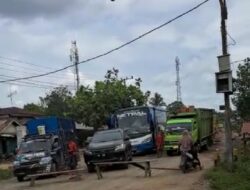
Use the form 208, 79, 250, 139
0, 107, 42, 158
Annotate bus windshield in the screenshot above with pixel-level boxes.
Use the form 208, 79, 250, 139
166, 123, 192, 135
116, 109, 150, 138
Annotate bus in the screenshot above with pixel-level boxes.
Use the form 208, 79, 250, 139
109, 106, 167, 154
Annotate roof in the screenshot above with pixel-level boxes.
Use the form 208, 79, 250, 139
0, 107, 42, 118
241, 122, 250, 134
0, 118, 21, 133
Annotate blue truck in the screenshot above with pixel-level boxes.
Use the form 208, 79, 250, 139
13, 117, 77, 182
109, 106, 167, 154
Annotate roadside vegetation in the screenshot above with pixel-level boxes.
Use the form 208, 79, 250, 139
206, 152, 250, 190
0, 169, 12, 180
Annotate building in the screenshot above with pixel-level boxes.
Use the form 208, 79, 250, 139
0, 107, 42, 158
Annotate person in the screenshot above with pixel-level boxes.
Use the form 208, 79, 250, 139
179, 130, 193, 168
191, 142, 202, 169
156, 127, 165, 157
67, 139, 78, 170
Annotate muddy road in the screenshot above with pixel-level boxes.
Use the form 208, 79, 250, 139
1, 134, 223, 190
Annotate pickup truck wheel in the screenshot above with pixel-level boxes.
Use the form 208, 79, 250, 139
17, 176, 24, 182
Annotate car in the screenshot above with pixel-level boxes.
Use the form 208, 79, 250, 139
83, 129, 132, 172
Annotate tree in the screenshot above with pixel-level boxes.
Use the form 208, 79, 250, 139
232, 58, 250, 121
149, 92, 166, 106
23, 103, 44, 114
167, 101, 184, 115
40, 86, 73, 117
71, 68, 150, 130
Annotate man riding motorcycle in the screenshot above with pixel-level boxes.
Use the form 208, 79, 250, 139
179, 130, 201, 173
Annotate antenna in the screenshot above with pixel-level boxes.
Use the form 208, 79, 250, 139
175, 56, 182, 102
7, 89, 17, 105
70, 41, 80, 91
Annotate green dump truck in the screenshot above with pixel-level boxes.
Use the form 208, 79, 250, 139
165, 108, 214, 155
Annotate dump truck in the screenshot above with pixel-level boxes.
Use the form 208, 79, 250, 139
165, 107, 214, 155
13, 117, 77, 182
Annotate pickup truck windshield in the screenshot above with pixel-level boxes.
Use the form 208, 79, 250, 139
92, 131, 122, 143
166, 123, 192, 135
19, 140, 51, 153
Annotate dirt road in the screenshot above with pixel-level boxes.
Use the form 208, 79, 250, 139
1, 135, 223, 190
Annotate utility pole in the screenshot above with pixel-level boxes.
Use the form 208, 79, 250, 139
175, 56, 182, 102
218, 0, 233, 170
70, 41, 80, 91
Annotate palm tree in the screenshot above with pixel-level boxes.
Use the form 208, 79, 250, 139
149, 93, 166, 107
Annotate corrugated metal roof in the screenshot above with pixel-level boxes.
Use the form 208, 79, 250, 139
241, 122, 250, 134
0, 107, 42, 117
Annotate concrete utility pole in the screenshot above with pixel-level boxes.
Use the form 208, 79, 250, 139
175, 56, 182, 102
219, 0, 233, 170
70, 41, 80, 91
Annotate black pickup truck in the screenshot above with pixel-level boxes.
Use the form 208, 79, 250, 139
83, 129, 132, 172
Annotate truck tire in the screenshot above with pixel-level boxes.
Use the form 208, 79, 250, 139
166, 150, 173, 156
87, 164, 95, 173
17, 176, 24, 182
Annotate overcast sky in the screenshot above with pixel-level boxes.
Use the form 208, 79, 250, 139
0, 0, 249, 110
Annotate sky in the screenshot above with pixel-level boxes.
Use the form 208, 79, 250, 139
0, 0, 249, 110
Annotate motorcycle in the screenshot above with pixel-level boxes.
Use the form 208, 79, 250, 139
180, 151, 202, 173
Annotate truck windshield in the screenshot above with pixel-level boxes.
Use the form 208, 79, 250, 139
19, 140, 51, 153
92, 131, 122, 143
166, 123, 192, 135
116, 109, 150, 138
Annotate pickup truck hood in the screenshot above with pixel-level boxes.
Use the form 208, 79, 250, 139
16, 152, 46, 162
89, 140, 123, 150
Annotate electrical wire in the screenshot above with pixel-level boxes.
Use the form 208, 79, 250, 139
0, 0, 210, 83
227, 32, 236, 46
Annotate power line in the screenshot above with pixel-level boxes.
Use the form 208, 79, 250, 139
0, 0, 210, 83
0, 56, 60, 70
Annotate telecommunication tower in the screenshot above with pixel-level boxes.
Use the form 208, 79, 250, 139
175, 56, 182, 102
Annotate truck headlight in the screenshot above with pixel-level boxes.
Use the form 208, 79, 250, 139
13, 161, 20, 166
40, 157, 52, 165
84, 149, 93, 155
142, 136, 152, 144
115, 144, 125, 151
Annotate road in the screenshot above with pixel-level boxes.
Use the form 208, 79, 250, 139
1, 133, 223, 190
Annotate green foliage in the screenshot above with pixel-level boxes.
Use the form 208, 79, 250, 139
0, 169, 12, 180
167, 101, 184, 115
70, 68, 150, 129
23, 103, 44, 114
206, 154, 250, 190
232, 58, 250, 121
149, 92, 166, 106
39, 86, 73, 117
24, 68, 155, 130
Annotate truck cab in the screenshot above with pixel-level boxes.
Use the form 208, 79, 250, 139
13, 135, 61, 181
165, 108, 213, 156
13, 117, 77, 182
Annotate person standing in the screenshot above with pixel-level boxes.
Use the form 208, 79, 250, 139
67, 139, 78, 170
156, 127, 165, 157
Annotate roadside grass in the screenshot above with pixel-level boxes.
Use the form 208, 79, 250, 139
206, 153, 250, 190
0, 169, 12, 180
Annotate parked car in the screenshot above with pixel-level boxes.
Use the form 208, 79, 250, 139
83, 129, 132, 172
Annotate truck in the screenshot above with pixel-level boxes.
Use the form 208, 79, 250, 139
109, 106, 167, 154
13, 117, 77, 182
165, 107, 214, 156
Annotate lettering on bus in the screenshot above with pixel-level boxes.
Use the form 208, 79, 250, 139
117, 110, 147, 119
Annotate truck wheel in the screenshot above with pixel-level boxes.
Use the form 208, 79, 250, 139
87, 164, 95, 173
166, 150, 173, 156
17, 176, 24, 182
